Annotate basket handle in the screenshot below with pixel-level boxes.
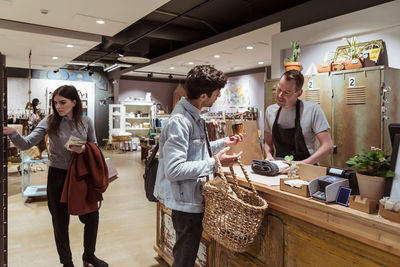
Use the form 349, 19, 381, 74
213, 155, 259, 197
230, 160, 258, 196
213, 155, 231, 195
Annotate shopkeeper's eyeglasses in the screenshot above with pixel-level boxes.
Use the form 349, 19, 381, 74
276, 87, 296, 96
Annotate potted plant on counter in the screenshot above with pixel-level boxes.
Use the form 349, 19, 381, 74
284, 41, 302, 71
346, 146, 394, 200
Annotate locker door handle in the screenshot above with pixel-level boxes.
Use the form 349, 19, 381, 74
333, 145, 337, 154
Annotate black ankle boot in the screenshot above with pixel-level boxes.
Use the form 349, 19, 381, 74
63, 262, 74, 267
82, 254, 108, 267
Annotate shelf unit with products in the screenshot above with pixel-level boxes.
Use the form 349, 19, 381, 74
121, 101, 153, 135
108, 104, 125, 140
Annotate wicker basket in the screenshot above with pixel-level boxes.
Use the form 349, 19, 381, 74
202, 156, 268, 253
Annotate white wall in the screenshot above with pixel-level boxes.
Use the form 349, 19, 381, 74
272, 0, 400, 78
209, 72, 265, 131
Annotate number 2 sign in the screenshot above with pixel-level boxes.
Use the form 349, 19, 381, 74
349, 77, 356, 87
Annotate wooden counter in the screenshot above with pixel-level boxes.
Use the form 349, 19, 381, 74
154, 172, 400, 266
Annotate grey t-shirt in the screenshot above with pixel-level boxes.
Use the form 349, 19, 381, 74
11, 116, 97, 170
264, 100, 330, 155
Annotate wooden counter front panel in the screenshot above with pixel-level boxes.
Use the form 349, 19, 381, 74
213, 209, 400, 267
156, 203, 400, 266
155, 203, 214, 267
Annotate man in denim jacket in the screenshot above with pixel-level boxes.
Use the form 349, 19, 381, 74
154, 65, 244, 267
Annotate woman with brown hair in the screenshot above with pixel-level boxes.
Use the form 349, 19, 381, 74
3, 85, 107, 267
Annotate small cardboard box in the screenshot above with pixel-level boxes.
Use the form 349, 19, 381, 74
379, 203, 400, 223
348, 195, 379, 214
280, 164, 326, 197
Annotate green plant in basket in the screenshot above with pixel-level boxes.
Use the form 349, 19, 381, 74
346, 146, 394, 178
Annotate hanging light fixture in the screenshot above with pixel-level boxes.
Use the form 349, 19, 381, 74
25, 50, 33, 110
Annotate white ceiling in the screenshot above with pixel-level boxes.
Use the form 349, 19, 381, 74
0, 0, 169, 69
128, 22, 281, 77
0, 0, 280, 75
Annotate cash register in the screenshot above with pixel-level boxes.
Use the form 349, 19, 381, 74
309, 167, 354, 203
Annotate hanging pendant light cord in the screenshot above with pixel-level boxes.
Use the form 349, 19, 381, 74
28, 49, 32, 102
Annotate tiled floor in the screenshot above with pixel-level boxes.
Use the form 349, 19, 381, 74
8, 150, 169, 267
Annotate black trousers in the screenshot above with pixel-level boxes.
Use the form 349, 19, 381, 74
171, 210, 204, 267
47, 167, 99, 264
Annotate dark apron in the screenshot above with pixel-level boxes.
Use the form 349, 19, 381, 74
272, 100, 310, 161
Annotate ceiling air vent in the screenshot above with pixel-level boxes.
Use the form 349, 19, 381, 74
346, 86, 366, 105
304, 89, 321, 104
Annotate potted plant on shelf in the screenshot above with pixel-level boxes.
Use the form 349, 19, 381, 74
346, 146, 394, 200
341, 36, 365, 70
334, 36, 385, 71
284, 41, 302, 71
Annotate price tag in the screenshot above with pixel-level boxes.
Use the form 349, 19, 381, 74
307, 80, 314, 90
349, 77, 356, 87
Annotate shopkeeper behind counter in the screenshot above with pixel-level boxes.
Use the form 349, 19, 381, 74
264, 70, 334, 172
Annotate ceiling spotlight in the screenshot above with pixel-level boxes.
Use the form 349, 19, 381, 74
246, 46, 254, 50
147, 73, 153, 78
214, 55, 220, 58
168, 74, 173, 79
258, 61, 264, 65
116, 49, 124, 57
169, 66, 175, 70
52, 56, 58, 60
66, 44, 74, 48
188, 62, 194, 65
96, 19, 105, 24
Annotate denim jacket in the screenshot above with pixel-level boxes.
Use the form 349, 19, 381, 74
153, 97, 225, 213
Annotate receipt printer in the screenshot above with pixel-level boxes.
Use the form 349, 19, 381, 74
309, 167, 352, 202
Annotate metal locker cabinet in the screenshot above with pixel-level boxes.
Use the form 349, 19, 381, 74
331, 66, 383, 167
300, 73, 333, 166
264, 78, 279, 109
380, 67, 400, 153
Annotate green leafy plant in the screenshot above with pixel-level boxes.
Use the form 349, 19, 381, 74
343, 36, 362, 60
346, 146, 394, 178
284, 41, 300, 63
284, 155, 300, 178
339, 37, 384, 60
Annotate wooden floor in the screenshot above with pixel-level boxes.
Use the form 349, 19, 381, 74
8, 150, 169, 267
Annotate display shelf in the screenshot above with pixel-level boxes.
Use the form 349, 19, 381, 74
109, 104, 126, 140
109, 101, 155, 139
125, 117, 150, 120
120, 101, 153, 106
126, 128, 151, 131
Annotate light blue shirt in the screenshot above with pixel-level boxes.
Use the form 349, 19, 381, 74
153, 97, 225, 213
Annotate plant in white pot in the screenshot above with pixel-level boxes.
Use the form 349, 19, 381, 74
346, 147, 394, 200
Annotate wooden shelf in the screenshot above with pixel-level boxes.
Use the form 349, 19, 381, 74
126, 128, 151, 131
125, 117, 150, 120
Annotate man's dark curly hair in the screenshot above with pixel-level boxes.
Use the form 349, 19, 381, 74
185, 65, 227, 99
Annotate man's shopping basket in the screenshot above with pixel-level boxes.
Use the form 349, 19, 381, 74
202, 156, 268, 253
